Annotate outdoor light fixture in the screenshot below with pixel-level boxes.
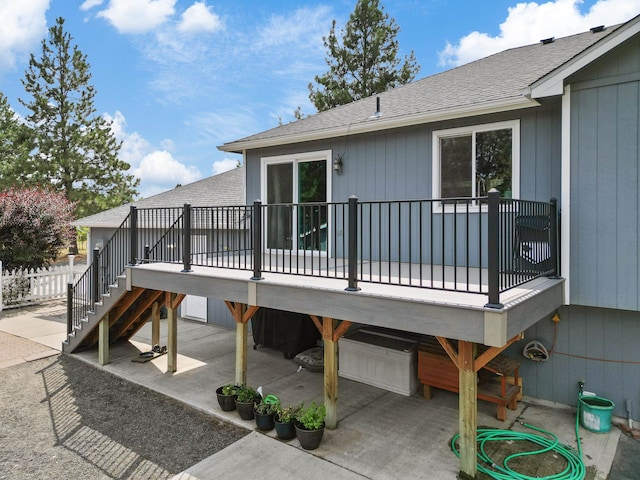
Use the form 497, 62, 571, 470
333, 155, 344, 175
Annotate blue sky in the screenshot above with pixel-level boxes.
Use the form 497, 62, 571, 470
1, 0, 639, 198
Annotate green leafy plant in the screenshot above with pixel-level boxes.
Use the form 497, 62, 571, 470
275, 404, 302, 424
254, 397, 278, 415
220, 384, 239, 396
295, 402, 326, 430
235, 384, 260, 403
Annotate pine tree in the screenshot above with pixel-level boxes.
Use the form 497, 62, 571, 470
308, 0, 420, 112
19, 17, 139, 218
0, 93, 33, 189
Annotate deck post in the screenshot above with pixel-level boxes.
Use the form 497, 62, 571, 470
151, 301, 160, 347
98, 313, 109, 366
182, 204, 192, 272
251, 200, 263, 280
92, 247, 100, 304
548, 198, 560, 278
166, 292, 178, 373
323, 317, 339, 429
485, 189, 502, 308
458, 340, 478, 480
129, 206, 138, 265
346, 195, 360, 292
66, 283, 73, 334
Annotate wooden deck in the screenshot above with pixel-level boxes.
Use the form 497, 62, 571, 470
128, 259, 564, 347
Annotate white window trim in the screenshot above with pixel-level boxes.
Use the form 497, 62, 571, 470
431, 120, 520, 210
260, 150, 332, 255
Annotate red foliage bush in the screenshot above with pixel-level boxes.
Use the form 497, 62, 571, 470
0, 187, 75, 270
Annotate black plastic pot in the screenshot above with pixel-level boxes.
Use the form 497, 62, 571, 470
294, 422, 325, 450
254, 411, 275, 431
215, 386, 236, 412
235, 399, 256, 420
274, 418, 296, 440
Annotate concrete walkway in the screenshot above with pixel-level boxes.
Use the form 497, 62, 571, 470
0, 300, 625, 479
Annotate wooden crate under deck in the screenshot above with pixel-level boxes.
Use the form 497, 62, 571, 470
418, 337, 521, 421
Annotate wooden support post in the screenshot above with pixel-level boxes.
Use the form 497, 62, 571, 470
224, 301, 260, 386
98, 313, 109, 366
151, 301, 160, 347
166, 292, 178, 373
458, 340, 477, 480
235, 312, 248, 385
323, 317, 338, 429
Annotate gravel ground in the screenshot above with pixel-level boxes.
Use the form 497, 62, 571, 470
0, 354, 248, 480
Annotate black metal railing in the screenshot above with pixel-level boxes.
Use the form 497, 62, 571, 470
67, 191, 560, 333
67, 212, 132, 334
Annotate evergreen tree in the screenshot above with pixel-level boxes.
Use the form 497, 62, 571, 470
0, 93, 33, 189
19, 17, 139, 218
308, 0, 419, 112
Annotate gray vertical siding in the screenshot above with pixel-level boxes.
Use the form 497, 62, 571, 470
513, 305, 640, 419
207, 297, 236, 329
245, 107, 562, 206
569, 35, 640, 310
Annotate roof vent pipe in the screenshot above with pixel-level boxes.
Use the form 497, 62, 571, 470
374, 96, 381, 118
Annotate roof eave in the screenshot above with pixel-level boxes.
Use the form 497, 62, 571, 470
217, 96, 540, 153
528, 16, 640, 99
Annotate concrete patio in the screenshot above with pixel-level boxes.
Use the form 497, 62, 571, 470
0, 300, 622, 479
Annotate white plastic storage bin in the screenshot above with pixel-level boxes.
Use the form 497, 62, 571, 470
339, 328, 419, 396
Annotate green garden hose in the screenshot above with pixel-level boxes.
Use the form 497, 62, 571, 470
451, 417, 585, 480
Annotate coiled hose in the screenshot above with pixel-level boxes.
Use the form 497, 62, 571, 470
451, 415, 585, 480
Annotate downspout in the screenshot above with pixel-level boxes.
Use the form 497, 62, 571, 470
561, 85, 571, 304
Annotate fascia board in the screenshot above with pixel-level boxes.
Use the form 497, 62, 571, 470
528, 19, 640, 99
218, 96, 539, 153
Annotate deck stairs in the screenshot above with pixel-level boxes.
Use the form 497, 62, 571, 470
62, 275, 165, 353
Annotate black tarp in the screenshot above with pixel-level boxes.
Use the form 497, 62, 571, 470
251, 308, 321, 359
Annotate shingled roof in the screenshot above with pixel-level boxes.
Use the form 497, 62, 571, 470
75, 166, 245, 228
219, 20, 633, 154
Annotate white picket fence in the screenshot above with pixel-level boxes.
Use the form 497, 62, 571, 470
0, 258, 82, 311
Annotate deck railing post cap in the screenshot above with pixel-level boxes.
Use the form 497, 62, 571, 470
348, 195, 358, 200
488, 188, 500, 194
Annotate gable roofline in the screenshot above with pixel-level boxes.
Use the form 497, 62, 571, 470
218, 96, 539, 154
218, 18, 630, 155
527, 14, 640, 98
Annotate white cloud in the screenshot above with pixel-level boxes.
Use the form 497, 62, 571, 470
105, 110, 202, 197
257, 6, 331, 50
133, 150, 201, 184
0, 0, 49, 71
212, 158, 239, 176
177, 2, 223, 34
439, 0, 640, 67
80, 0, 103, 10
97, 0, 176, 34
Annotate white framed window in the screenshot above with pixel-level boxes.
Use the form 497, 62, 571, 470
432, 120, 520, 202
261, 150, 332, 253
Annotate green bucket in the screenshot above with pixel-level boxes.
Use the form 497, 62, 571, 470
579, 395, 614, 433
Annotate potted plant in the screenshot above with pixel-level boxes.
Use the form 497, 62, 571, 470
274, 404, 301, 440
254, 396, 278, 431
294, 402, 326, 450
234, 384, 261, 420
215, 383, 239, 412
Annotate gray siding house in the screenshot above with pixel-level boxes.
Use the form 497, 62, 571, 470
64, 15, 640, 478
218, 16, 640, 417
